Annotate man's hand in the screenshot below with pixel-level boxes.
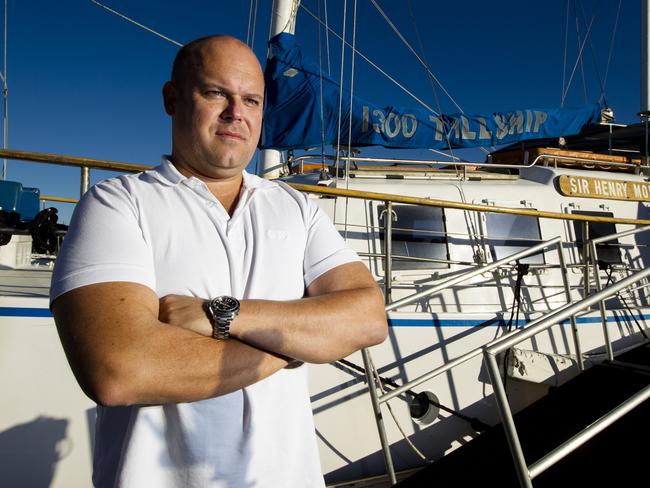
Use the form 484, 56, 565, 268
159, 295, 212, 336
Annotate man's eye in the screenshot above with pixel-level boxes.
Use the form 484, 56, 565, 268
245, 98, 261, 106
206, 89, 225, 97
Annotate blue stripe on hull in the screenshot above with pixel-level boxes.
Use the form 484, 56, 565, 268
387, 313, 650, 328
0, 308, 648, 326
0, 307, 52, 317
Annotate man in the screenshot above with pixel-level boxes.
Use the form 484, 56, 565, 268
50, 35, 387, 488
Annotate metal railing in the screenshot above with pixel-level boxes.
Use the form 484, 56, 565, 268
589, 225, 650, 360
483, 265, 650, 487
360, 222, 650, 486
361, 236, 579, 485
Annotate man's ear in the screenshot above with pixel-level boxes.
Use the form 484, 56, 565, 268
162, 81, 177, 115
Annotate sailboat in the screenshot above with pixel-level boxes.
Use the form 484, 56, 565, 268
1, 1, 649, 486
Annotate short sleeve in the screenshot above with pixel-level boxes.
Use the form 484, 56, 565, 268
302, 198, 360, 287
49, 179, 156, 305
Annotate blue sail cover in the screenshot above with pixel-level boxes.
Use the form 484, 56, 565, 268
261, 33, 602, 151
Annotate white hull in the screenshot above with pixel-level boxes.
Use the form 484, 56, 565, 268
1, 159, 649, 486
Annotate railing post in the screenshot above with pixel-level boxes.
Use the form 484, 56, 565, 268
581, 221, 590, 300
557, 239, 583, 371
590, 240, 615, 360
361, 348, 397, 485
484, 350, 533, 488
80, 166, 89, 196
384, 200, 393, 304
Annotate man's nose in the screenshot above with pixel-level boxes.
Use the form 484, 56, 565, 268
221, 97, 243, 121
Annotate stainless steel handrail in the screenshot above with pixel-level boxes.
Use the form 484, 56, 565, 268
483, 266, 650, 488
363, 236, 579, 483
289, 152, 649, 172
589, 225, 650, 360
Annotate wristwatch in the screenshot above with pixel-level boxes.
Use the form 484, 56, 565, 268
205, 296, 241, 340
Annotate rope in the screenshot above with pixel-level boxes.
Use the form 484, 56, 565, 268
367, 354, 431, 462
336, 357, 489, 433
89, 1, 182, 47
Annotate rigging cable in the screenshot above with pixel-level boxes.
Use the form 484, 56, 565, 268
316, 0, 327, 171
323, 0, 331, 75
577, 0, 606, 106
406, 0, 457, 161
574, 1, 589, 105
368, 0, 464, 116
247, 0, 254, 45
601, 0, 622, 106
343, 0, 359, 241
561, 0, 570, 105
560, 3, 596, 107
333, 0, 348, 200
89, 1, 182, 47
250, 0, 259, 50
299, 4, 439, 115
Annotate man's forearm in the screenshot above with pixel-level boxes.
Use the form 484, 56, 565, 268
53, 283, 290, 407
232, 286, 386, 363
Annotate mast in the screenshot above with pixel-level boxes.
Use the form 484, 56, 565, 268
258, 0, 297, 179
1, 0, 7, 180
643, 0, 650, 112
643, 0, 650, 166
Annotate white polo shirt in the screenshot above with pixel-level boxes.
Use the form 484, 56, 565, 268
50, 158, 359, 488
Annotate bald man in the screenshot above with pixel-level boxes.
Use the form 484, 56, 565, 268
51, 35, 387, 487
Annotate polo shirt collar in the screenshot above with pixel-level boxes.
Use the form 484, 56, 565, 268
153, 156, 274, 193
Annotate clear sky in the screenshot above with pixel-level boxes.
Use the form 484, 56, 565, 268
2, 0, 640, 224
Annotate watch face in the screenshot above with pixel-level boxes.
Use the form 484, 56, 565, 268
213, 296, 240, 313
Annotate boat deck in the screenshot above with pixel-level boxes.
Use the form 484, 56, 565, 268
395, 342, 650, 487
0, 267, 53, 299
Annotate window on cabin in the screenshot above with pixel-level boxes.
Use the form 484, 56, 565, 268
572, 210, 622, 266
378, 204, 449, 270
485, 213, 545, 265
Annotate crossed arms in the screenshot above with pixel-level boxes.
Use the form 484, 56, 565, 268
52, 261, 387, 407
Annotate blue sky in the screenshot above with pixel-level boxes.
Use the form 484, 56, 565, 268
3, 0, 640, 223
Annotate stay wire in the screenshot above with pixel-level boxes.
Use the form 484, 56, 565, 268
601, 0, 622, 105
89, 1, 182, 47
406, 0, 460, 161
299, 3, 439, 115
560, 1, 596, 106
369, 0, 464, 115
561, 0, 570, 105
577, 0, 605, 106
317, 0, 326, 169
246, 0, 254, 45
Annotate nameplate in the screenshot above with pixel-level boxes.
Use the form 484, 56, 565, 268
558, 175, 650, 202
